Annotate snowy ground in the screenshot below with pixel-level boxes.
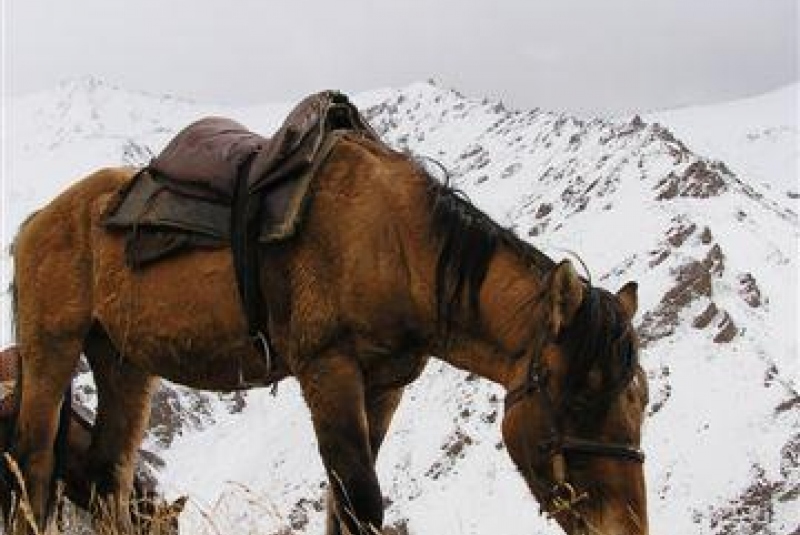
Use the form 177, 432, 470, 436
1, 78, 797, 534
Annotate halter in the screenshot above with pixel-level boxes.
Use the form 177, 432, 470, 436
503, 292, 645, 527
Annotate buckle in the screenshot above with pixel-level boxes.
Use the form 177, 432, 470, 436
547, 482, 588, 519
528, 362, 549, 389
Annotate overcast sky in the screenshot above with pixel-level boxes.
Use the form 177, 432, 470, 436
3, 0, 797, 115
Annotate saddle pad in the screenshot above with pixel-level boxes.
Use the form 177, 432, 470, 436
105, 170, 232, 239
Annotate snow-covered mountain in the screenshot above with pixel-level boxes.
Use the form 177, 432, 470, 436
2, 77, 797, 535
647, 85, 798, 203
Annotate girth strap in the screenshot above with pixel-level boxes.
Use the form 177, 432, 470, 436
231, 156, 275, 383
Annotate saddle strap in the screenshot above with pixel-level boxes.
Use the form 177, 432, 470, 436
231, 156, 275, 376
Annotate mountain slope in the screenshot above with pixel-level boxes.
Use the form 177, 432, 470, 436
2, 78, 797, 535
647, 83, 799, 203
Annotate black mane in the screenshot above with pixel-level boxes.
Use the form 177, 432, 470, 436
420, 162, 636, 402
424, 173, 555, 338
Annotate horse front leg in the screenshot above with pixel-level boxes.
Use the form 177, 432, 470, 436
298, 351, 383, 535
325, 386, 405, 535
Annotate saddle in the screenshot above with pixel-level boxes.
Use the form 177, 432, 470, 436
103, 91, 380, 377
104, 91, 379, 262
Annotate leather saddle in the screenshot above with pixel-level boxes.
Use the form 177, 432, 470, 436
104, 90, 379, 265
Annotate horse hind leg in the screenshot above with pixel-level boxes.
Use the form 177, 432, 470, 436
11, 337, 83, 535
83, 324, 158, 534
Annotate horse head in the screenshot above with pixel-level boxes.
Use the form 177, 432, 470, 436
502, 261, 648, 534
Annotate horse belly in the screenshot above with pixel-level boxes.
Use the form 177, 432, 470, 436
91, 231, 273, 390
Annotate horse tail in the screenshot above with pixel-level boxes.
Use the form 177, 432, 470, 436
9, 210, 40, 340
9, 277, 18, 343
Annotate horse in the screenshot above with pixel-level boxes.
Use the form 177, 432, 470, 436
0, 346, 186, 533
9, 132, 649, 535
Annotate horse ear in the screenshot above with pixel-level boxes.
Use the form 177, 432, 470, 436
617, 281, 638, 319
547, 260, 584, 336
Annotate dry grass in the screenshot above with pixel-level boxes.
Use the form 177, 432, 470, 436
2, 454, 181, 535
1, 495, 182, 535
2, 458, 412, 534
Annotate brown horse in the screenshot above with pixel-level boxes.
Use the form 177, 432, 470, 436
10, 133, 648, 535
0, 346, 185, 533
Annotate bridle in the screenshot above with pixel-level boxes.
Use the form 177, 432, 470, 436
503, 291, 645, 530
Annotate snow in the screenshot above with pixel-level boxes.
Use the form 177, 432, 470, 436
647, 83, 799, 201
2, 77, 798, 534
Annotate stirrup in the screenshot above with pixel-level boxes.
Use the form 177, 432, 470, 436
253, 330, 273, 374
241, 331, 279, 396
236, 331, 277, 391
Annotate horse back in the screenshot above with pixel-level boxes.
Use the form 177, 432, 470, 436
12, 168, 136, 343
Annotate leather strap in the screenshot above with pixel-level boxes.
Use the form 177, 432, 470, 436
231, 155, 275, 383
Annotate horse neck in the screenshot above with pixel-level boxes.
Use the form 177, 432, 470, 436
433, 246, 545, 388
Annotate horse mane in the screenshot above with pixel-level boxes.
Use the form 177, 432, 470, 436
419, 163, 555, 339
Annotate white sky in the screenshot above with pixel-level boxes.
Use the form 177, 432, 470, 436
3, 0, 798, 114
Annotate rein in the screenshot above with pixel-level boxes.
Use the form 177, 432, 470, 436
503, 290, 644, 528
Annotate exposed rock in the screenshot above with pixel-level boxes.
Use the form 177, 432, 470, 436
682, 161, 729, 198
667, 221, 698, 248
647, 366, 673, 417
703, 244, 726, 275
664, 260, 713, 308
384, 519, 411, 535
640, 241, 729, 345
656, 161, 728, 200
775, 396, 800, 415
501, 163, 521, 178
148, 385, 214, 448
648, 248, 670, 268
693, 302, 719, 329
700, 226, 714, 244
221, 391, 248, 414
425, 428, 473, 480
655, 172, 681, 200
535, 203, 553, 218
707, 463, 796, 535
738, 273, 764, 308
780, 433, 800, 481
713, 312, 738, 344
